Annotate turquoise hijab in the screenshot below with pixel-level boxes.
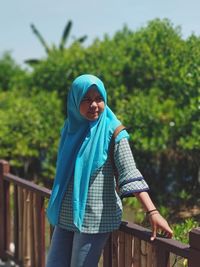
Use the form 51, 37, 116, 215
47, 74, 129, 230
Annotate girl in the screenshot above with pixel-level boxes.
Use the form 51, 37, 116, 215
46, 74, 173, 267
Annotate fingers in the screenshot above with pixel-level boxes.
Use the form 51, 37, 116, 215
150, 225, 157, 241
160, 230, 173, 238
160, 223, 173, 238
151, 227, 173, 241
165, 229, 173, 238
149, 213, 173, 241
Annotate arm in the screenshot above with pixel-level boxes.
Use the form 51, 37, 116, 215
113, 138, 173, 240
134, 191, 173, 241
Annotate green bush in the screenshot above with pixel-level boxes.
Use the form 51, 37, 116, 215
172, 218, 200, 244
0, 52, 28, 91
0, 18, 199, 196
0, 89, 64, 180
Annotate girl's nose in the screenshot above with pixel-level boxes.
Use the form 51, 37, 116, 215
90, 100, 98, 108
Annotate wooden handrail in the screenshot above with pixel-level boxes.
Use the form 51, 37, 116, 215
120, 221, 190, 258
4, 173, 51, 198
0, 160, 200, 267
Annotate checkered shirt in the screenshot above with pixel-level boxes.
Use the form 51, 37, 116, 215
58, 138, 149, 233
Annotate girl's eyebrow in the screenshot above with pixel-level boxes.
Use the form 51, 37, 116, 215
82, 95, 103, 100
82, 96, 91, 100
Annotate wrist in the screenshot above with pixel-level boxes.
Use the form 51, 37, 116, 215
146, 209, 159, 217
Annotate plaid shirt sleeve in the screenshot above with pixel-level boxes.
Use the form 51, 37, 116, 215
114, 138, 149, 199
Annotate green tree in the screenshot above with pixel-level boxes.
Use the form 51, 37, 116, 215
25, 20, 87, 65
0, 89, 64, 181
0, 52, 27, 91
1, 18, 199, 197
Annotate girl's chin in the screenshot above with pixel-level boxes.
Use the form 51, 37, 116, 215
86, 112, 99, 121
87, 116, 99, 121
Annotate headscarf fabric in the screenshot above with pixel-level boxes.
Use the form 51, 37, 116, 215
47, 74, 129, 230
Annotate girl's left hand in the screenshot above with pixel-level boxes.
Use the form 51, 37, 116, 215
148, 211, 173, 241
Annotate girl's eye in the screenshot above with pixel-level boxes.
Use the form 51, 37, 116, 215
81, 96, 104, 103
96, 97, 103, 102
82, 98, 91, 103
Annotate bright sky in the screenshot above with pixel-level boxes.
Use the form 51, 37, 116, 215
1, 0, 200, 66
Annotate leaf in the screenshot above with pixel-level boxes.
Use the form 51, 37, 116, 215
75, 35, 88, 43
24, 59, 41, 66
30, 23, 50, 54
59, 20, 73, 50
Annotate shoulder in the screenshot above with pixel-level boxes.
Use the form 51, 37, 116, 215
114, 129, 129, 143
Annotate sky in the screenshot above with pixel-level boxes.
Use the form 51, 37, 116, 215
1, 0, 200, 66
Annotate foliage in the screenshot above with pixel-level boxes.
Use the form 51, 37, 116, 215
122, 197, 145, 224
0, 52, 27, 91
25, 20, 87, 65
117, 88, 176, 152
1, 19, 199, 259
26, 43, 87, 99
0, 89, 64, 180
172, 218, 199, 244
0, 18, 199, 198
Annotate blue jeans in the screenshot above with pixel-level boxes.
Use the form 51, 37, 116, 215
46, 226, 110, 267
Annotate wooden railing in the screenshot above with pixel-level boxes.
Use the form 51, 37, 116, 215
0, 160, 199, 267
0, 160, 52, 267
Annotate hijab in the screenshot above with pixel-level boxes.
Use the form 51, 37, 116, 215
47, 74, 129, 230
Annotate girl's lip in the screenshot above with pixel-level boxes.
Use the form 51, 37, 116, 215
88, 111, 98, 114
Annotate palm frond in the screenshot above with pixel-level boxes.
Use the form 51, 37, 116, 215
75, 35, 88, 43
59, 20, 73, 50
24, 59, 41, 66
30, 24, 50, 54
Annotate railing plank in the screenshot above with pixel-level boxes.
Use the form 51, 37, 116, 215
146, 242, 153, 267
5, 181, 10, 256
103, 234, 112, 267
14, 185, 19, 259
133, 237, 141, 267
24, 189, 29, 265
18, 187, 23, 262
38, 195, 46, 267
29, 192, 35, 267
124, 233, 133, 267
141, 240, 147, 267
0, 160, 10, 261
155, 245, 170, 267
118, 231, 125, 267
33, 194, 38, 267
112, 230, 119, 267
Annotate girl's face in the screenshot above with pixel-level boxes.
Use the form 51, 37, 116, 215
79, 87, 105, 121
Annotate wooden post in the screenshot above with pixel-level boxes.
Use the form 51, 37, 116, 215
118, 231, 125, 267
133, 237, 141, 267
124, 233, 133, 267
188, 227, 200, 267
18, 187, 24, 261
112, 231, 119, 267
146, 242, 153, 267
103, 234, 112, 267
35, 195, 46, 267
0, 160, 10, 261
23, 189, 29, 267
14, 185, 19, 259
29, 193, 35, 267
5, 180, 11, 255
155, 246, 170, 267
140, 240, 147, 266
